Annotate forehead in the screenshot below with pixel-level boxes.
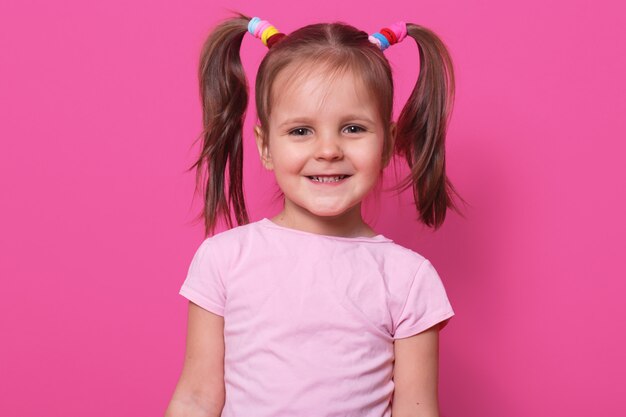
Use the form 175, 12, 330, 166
270, 62, 378, 120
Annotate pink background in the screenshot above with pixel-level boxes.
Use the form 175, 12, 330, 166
1, 0, 625, 416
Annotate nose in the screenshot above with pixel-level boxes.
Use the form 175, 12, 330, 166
314, 132, 343, 161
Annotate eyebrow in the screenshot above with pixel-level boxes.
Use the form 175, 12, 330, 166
278, 114, 375, 128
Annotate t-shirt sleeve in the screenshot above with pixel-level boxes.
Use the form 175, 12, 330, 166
393, 259, 455, 339
178, 238, 226, 317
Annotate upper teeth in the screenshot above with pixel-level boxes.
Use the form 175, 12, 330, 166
310, 175, 346, 183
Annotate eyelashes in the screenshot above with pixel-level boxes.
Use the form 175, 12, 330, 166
288, 125, 367, 136
289, 127, 311, 136
344, 125, 366, 134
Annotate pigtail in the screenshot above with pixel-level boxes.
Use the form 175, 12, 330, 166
188, 12, 252, 237
393, 23, 465, 229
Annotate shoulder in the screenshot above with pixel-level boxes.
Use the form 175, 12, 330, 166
376, 240, 429, 269
193, 221, 259, 266
202, 220, 257, 246
382, 243, 445, 290
375, 241, 444, 301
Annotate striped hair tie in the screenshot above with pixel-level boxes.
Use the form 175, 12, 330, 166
248, 16, 285, 49
369, 21, 408, 51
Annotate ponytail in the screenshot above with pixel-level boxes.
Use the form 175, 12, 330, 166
392, 23, 465, 229
188, 12, 252, 237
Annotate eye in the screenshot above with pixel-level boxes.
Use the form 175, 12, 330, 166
344, 125, 366, 134
288, 127, 312, 136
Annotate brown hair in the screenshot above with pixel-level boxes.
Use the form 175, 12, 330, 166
189, 11, 465, 237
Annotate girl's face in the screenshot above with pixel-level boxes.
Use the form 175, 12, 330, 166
255, 66, 394, 230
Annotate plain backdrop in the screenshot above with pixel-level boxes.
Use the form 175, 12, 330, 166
1, 0, 625, 416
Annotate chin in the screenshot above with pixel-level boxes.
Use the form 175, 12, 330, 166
305, 205, 356, 219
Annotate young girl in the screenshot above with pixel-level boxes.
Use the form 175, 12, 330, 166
166, 12, 462, 417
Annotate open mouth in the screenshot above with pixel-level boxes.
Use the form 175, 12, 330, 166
306, 175, 351, 183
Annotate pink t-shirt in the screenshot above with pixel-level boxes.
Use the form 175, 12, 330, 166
179, 217, 455, 417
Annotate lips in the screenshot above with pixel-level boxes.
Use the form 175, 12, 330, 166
306, 175, 351, 183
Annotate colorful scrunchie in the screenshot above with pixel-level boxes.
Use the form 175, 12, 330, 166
368, 21, 408, 51
248, 16, 285, 49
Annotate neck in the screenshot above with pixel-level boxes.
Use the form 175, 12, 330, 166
271, 201, 377, 238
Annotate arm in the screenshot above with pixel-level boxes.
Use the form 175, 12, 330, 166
165, 301, 226, 417
391, 324, 441, 417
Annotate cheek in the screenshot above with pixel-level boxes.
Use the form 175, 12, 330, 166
350, 141, 384, 171
269, 143, 305, 174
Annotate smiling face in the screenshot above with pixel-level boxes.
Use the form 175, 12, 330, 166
254, 64, 395, 234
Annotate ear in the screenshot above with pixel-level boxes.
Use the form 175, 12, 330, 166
382, 121, 397, 168
254, 125, 274, 171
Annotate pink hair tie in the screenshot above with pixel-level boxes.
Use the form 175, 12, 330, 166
388, 22, 407, 42
254, 20, 272, 38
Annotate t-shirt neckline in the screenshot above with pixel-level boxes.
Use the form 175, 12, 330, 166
258, 217, 393, 243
